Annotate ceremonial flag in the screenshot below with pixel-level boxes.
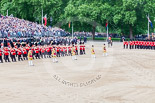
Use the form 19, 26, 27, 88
69, 21, 70, 28
43, 14, 47, 26
147, 17, 153, 28
105, 21, 108, 30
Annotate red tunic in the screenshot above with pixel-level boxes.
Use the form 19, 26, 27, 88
61, 48, 63, 52
23, 49, 27, 54
35, 48, 39, 53
57, 48, 60, 52
41, 48, 45, 53
17, 49, 22, 55
10, 49, 16, 55
83, 45, 85, 50
4, 51, 9, 56
0, 49, 2, 56
80, 46, 83, 50
46, 47, 50, 52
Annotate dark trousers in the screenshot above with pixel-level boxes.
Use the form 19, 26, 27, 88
135, 45, 137, 49
76, 50, 78, 55
23, 54, 28, 60
126, 45, 128, 49
80, 50, 83, 55
41, 53, 46, 58
61, 51, 64, 57
83, 50, 85, 54
4, 55, 10, 62
18, 55, 23, 61
35, 53, 40, 59
130, 45, 131, 49
11, 55, 16, 62
57, 52, 60, 57
0, 56, 3, 63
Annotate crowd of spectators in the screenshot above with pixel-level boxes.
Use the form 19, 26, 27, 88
0, 14, 68, 38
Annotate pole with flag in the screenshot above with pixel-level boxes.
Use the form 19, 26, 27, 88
68, 21, 70, 28
148, 14, 149, 38
42, 9, 43, 25
106, 20, 109, 41
43, 14, 47, 26
72, 21, 74, 39
147, 14, 153, 39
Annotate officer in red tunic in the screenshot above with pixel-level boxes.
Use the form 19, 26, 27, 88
10, 47, 16, 62
17, 48, 23, 61
82, 43, 86, 54
146, 41, 150, 49
140, 41, 143, 49
41, 46, 46, 58
34, 46, 40, 59
46, 46, 51, 58
141, 41, 144, 49
56, 46, 60, 57
75, 45, 78, 55
60, 47, 64, 57
123, 41, 126, 49
132, 41, 134, 49
26, 46, 30, 54
135, 41, 138, 49
0, 47, 3, 63
142, 41, 145, 49
80, 44, 83, 55
68, 46, 72, 56
126, 41, 128, 49
129, 41, 132, 49
4, 47, 10, 62
31, 46, 35, 59
149, 41, 151, 49
23, 48, 28, 60
64, 47, 68, 56
153, 41, 155, 50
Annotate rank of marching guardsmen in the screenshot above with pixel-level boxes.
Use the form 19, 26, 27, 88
0, 38, 108, 66
123, 40, 155, 50
0, 40, 87, 64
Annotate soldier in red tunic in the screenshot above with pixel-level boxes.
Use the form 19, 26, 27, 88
60, 47, 64, 57
23, 47, 28, 60
26, 45, 30, 54
10, 47, 16, 62
40, 46, 46, 58
75, 45, 78, 55
0, 47, 3, 63
129, 41, 132, 49
64, 47, 68, 56
125, 41, 128, 49
80, 44, 83, 55
153, 41, 155, 50
82, 43, 86, 54
123, 41, 126, 49
135, 41, 138, 49
68, 46, 72, 56
56, 46, 60, 57
4, 47, 10, 62
17, 48, 23, 61
46, 46, 51, 58
34, 46, 40, 59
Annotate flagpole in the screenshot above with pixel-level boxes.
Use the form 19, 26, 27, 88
107, 21, 109, 42
72, 21, 74, 39
42, 9, 43, 25
148, 13, 149, 39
